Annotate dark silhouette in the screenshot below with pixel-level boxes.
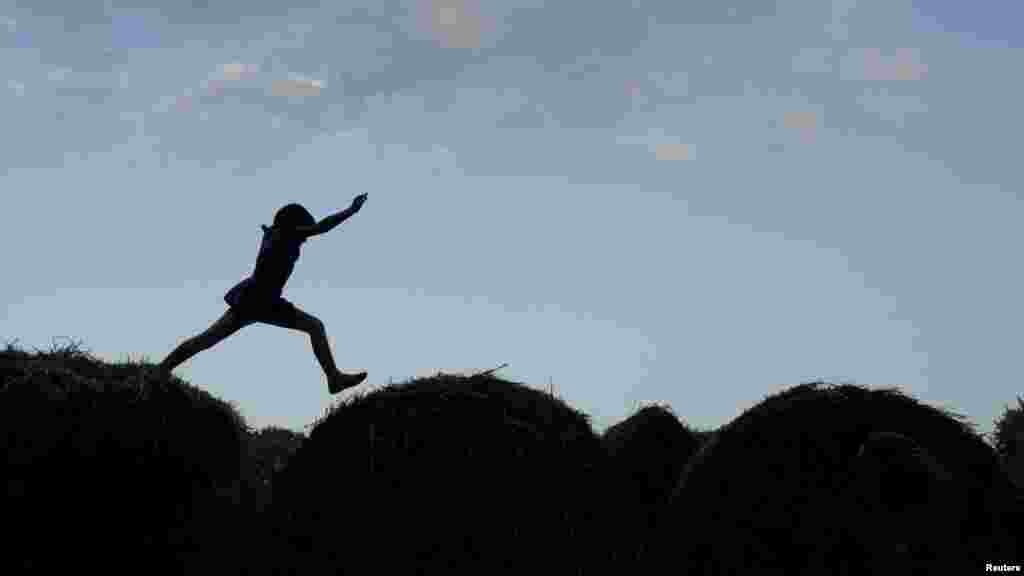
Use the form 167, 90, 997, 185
992, 397, 1024, 557
3, 337, 1022, 574
158, 194, 369, 394
850, 431, 957, 572
659, 382, 1020, 575
268, 370, 604, 574
0, 339, 249, 573
993, 396, 1024, 488
599, 403, 707, 567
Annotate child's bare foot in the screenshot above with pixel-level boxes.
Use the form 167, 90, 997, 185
329, 370, 367, 394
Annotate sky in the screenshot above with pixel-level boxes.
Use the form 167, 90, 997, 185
2, 0, 1021, 437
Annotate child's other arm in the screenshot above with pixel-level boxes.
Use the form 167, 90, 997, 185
308, 194, 368, 237
313, 207, 356, 236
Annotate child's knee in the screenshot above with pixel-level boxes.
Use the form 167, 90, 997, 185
310, 317, 326, 334
303, 316, 325, 335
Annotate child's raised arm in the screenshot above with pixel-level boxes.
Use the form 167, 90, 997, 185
303, 193, 368, 238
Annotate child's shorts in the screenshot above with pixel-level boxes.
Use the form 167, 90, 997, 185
224, 277, 300, 324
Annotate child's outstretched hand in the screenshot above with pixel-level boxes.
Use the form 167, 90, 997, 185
351, 193, 368, 212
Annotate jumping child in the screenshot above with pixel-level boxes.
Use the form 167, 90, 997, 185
158, 194, 369, 394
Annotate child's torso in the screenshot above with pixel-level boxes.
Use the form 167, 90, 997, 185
251, 226, 305, 293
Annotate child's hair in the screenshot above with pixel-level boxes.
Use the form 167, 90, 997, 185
273, 203, 315, 229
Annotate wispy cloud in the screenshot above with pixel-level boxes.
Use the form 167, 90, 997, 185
221, 62, 258, 82
617, 128, 695, 162
270, 75, 325, 97
416, 0, 494, 49
147, 61, 261, 116
653, 142, 693, 161
7, 79, 25, 97
792, 47, 834, 75
109, 13, 162, 50
47, 67, 71, 82
826, 0, 857, 42
782, 110, 817, 131
781, 110, 818, 144
845, 47, 928, 82
856, 89, 927, 125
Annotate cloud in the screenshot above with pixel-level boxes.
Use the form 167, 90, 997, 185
617, 128, 695, 161
781, 110, 819, 144
624, 79, 642, 98
417, 0, 493, 49
856, 88, 927, 125
152, 94, 176, 114
110, 13, 162, 50
792, 47, 834, 74
118, 110, 146, 136
653, 142, 693, 161
427, 144, 460, 176
193, 62, 258, 96
147, 61, 259, 114
911, 1, 1024, 48
2, 14, 31, 48
782, 110, 817, 130
221, 62, 258, 82
203, 78, 224, 97
14, 0, 936, 177
270, 76, 325, 97
222, 62, 245, 81
8, 79, 25, 97
47, 67, 71, 82
859, 47, 928, 81
826, 0, 857, 41
174, 94, 193, 112
838, 47, 928, 82
487, 0, 776, 67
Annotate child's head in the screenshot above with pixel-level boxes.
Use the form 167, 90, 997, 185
274, 203, 315, 229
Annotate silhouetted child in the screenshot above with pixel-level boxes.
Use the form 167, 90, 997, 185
158, 194, 369, 394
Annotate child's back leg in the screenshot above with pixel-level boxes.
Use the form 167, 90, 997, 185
159, 308, 249, 373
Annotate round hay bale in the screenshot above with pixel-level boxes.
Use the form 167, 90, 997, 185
229, 427, 307, 575
599, 404, 704, 564
850, 431, 959, 573
269, 372, 604, 574
853, 431, 951, 513
661, 381, 1018, 575
602, 404, 703, 503
246, 427, 305, 507
0, 343, 248, 572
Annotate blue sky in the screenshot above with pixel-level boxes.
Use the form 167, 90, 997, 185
2, 1, 1020, 436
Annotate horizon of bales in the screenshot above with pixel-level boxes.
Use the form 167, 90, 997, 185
2, 338, 1021, 573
